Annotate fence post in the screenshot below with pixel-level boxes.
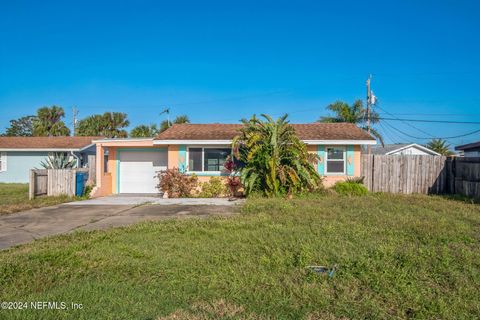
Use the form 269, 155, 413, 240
29, 169, 35, 200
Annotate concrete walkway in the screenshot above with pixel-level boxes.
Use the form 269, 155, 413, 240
66, 195, 245, 206
0, 199, 242, 250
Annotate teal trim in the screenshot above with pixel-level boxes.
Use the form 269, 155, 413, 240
116, 147, 167, 193
317, 145, 325, 175
346, 145, 354, 176
185, 172, 237, 177
178, 145, 187, 172
116, 159, 120, 193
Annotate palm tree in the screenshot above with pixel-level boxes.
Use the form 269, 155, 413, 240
319, 100, 384, 146
159, 115, 190, 133
33, 106, 71, 136
426, 139, 453, 156
232, 114, 321, 197
76, 112, 129, 138
102, 112, 129, 138
130, 124, 159, 137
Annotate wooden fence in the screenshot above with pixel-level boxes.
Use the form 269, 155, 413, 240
447, 157, 480, 198
361, 155, 448, 194
29, 168, 88, 199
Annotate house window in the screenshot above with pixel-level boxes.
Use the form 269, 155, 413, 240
325, 147, 345, 174
0, 152, 6, 172
187, 147, 231, 172
188, 148, 202, 171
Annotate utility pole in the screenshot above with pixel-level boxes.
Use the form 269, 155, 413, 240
72, 106, 79, 136
366, 75, 372, 154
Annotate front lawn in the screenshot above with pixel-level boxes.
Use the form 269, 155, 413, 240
0, 193, 479, 319
0, 183, 77, 214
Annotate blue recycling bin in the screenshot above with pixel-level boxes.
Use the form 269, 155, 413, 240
75, 172, 88, 196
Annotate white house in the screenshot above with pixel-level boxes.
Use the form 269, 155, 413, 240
371, 143, 440, 156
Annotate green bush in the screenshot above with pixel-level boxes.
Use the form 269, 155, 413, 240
334, 181, 368, 196
83, 184, 93, 198
198, 177, 227, 198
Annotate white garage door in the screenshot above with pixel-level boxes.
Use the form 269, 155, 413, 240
119, 150, 167, 194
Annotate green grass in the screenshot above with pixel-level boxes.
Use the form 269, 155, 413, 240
0, 183, 77, 215
0, 193, 479, 319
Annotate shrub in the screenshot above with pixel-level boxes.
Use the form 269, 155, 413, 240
334, 181, 368, 196
223, 156, 243, 197
83, 184, 93, 198
346, 176, 365, 184
226, 176, 242, 197
157, 169, 198, 198
198, 177, 227, 198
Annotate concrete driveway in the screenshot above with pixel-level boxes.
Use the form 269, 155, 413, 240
0, 196, 243, 250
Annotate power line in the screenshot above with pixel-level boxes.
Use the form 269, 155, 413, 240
380, 117, 480, 124
378, 113, 480, 117
382, 121, 480, 140
376, 105, 435, 138
378, 122, 400, 144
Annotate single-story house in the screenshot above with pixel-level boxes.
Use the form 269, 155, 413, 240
371, 143, 440, 156
0, 136, 99, 183
91, 123, 376, 196
455, 141, 480, 157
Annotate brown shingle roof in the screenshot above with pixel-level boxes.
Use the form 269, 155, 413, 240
156, 123, 374, 141
0, 136, 101, 149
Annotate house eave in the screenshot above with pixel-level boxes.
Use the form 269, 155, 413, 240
153, 139, 377, 145
302, 140, 377, 145
92, 138, 154, 143
0, 148, 82, 152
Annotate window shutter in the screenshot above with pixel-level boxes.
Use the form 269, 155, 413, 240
178, 145, 187, 173
317, 145, 325, 175
346, 145, 354, 176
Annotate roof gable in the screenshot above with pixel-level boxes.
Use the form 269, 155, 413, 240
372, 143, 440, 156
155, 123, 375, 142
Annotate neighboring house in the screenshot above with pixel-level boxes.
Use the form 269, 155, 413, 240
455, 141, 480, 157
91, 123, 376, 196
0, 136, 99, 183
371, 143, 440, 156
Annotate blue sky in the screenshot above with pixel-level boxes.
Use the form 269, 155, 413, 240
1, 0, 479, 145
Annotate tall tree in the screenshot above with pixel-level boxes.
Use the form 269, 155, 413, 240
76, 112, 129, 138
159, 115, 190, 133
232, 114, 321, 197
130, 124, 159, 138
426, 139, 453, 156
33, 106, 70, 136
102, 112, 129, 138
319, 100, 384, 146
3, 115, 36, 136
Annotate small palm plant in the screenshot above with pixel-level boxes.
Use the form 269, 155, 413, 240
319, 100, 384, 146
426, 139, 454, 156
232, 114, 322, 197
40, 152, 77, 169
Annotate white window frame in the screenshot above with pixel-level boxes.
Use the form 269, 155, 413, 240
0, 152, 6, 172
324, 146, 346, 175
186, 146, 231, 174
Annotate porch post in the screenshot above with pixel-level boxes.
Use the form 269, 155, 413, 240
96, 143, 104, 189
